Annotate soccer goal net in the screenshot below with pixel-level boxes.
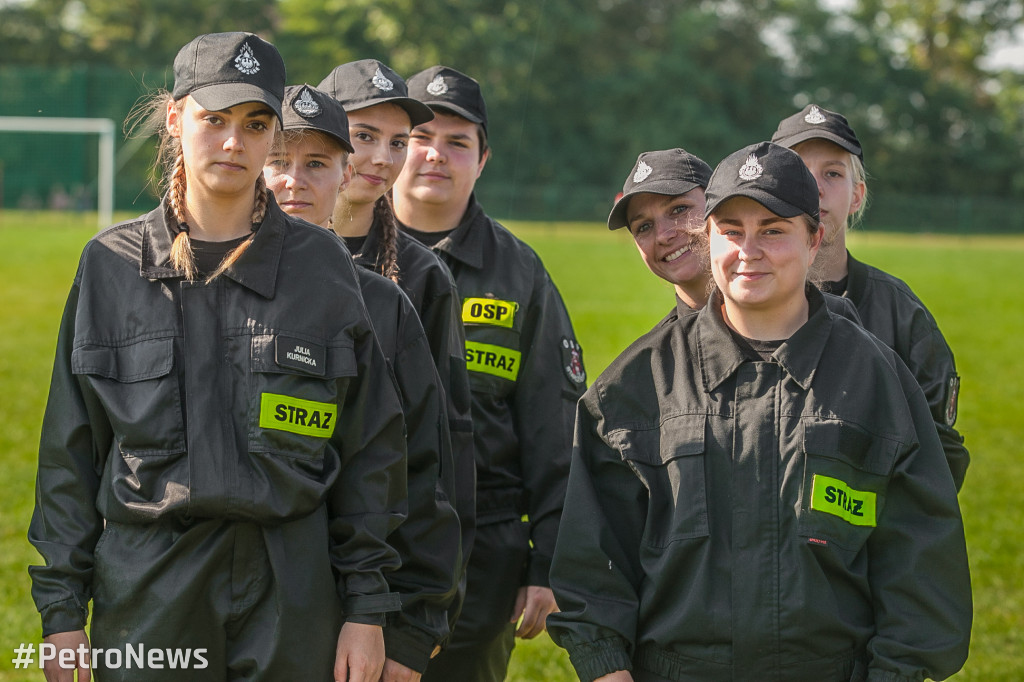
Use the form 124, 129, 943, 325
0, 116, 114, 228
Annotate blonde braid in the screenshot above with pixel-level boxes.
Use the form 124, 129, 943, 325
167, 153, 198, 281
206, 176, 267, 283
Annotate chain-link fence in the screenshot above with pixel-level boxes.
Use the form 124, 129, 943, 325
3, 66, 1022, 233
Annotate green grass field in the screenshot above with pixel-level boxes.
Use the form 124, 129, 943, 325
1, 211, 1021, 680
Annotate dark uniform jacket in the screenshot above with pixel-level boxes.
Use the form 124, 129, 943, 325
29, 198, 407, 636
351, 217, 476, 588
548, 290, 971, 682
842, 252, 969, 490
355, 269, 462, 671
402, 195, 586, 587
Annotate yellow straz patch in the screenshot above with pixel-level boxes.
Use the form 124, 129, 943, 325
259, 393, 337, 438
810, 474, 877, 527
465, 341, 521, 381
462, 297, 518, 328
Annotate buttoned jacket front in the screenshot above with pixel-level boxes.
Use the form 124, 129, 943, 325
30, 198, 407, 635
548, 290, 971, 682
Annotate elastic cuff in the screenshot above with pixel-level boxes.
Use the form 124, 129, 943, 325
383, 624, 436, 673
866, 669, 916, 682
40, 596, 89, 637
567, 638, 633, 682
344, 591, 402, 616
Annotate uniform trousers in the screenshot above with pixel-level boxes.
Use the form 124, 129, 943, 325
89, 510, 341, 681
422, 518, 530, 682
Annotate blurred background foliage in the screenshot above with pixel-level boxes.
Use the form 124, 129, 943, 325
1, 0, 1022, 227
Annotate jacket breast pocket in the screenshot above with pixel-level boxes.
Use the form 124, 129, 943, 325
612, 413, 709, 548
71, 337, 185, 456
248, 333, 357, 460
798, 420, 898, 554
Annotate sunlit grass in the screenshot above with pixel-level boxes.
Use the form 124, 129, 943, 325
1, 213, 1019, 680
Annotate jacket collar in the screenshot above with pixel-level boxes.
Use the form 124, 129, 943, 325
351, 212, 385, 272
843, 250, 868, 307
696, 285, 832, 393
140, 193, 288, 299
425, 194, 487, 269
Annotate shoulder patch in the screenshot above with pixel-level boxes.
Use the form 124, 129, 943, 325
561, 337, 586, 386
945, 374, 960, 426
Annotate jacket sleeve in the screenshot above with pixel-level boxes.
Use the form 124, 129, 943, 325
419, 262, 476, 603
904, 307, 969, 491
328, 320, 408, 626
28, 279, 110, 636
513, 266, 586, 586
865, 362, 972, 681
382, 301, 462, 673
547, 389, 644, 682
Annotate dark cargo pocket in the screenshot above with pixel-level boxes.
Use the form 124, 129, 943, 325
797, 419, 898, 553
72, 337, 184, 456
610, 413, 709, 548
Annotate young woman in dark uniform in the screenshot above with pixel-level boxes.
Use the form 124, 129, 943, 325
608, 147, 862, 331
771, 104, 969, 491
548, 142, 971, 682
318, 63, 477, 616
29, 33, 407, 682
263, 83, 463, 681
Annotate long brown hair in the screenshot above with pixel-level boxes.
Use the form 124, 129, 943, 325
126, 91, 272, 283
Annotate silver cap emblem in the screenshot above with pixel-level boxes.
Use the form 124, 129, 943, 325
804, 105, 827, 124
372, 67, 394, 92
234, 43, 261, 76
632, 160, 653, 184
293, 88, 321, 117
738, 153, 764, 181
426, 75, 448, 96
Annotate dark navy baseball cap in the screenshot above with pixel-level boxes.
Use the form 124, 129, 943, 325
281, 85, 354, 153
172, 32, 285, 123
407, 66, 488, 136
771, 104, 863, 162
607, 148, 712, 231
705, 141, 820, 222
318, 60, 434, 128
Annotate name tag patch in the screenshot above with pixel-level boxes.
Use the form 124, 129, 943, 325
259, 393, 337, 438
276, 336, 326, 376
462, 297, 518, 328
811, 474, 876, 527
465, 341, 520, 381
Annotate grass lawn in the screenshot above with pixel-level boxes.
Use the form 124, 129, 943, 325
1, 211, 1020, 680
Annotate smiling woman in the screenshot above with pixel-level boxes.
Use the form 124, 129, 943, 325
547, 141, 972, 682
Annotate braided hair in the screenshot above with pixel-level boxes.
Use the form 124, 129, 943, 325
377, 192, 401, 283
129, 92, 271, 282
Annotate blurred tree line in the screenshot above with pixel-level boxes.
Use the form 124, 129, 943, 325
1, 0, 1022, 224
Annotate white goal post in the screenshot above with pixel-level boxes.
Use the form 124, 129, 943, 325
0, 116, 115, 228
